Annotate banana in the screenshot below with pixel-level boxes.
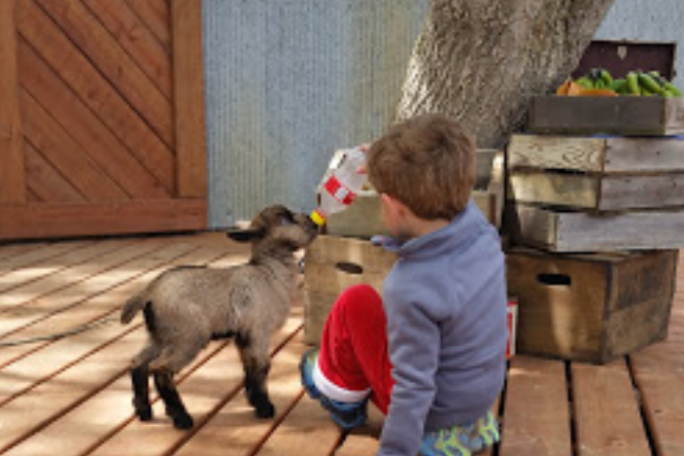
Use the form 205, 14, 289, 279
600, 69, 613, 87
663, 81, 682, 97
638, 73, 664, 94
626, 72, 641, 95
589, 68, 603, 82
575, 76, 594, 89
611, 79, 627, 94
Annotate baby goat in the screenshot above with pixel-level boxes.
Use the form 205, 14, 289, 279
120, 205, 318, 429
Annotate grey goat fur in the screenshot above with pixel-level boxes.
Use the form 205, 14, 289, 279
120, 205, 318, 429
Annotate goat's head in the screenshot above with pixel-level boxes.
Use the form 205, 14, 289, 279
226, 205, 318, 255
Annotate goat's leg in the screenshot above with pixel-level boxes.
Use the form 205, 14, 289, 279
153, 370, 194, 429
237, 334, 274, 418
130, 365, 153, 421
129, 344, 160, 421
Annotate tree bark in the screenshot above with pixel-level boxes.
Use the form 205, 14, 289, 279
396, 0, 616, 148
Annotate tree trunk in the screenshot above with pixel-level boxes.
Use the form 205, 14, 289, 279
396, 0, 616, 148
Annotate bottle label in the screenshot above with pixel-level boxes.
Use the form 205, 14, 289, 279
325, 175, 356, 205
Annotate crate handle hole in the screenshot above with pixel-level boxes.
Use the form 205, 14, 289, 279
335, 261, 364, 275
537, 273, 571, 287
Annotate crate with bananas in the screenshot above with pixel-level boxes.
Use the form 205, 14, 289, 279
529, 68, 684, 136
556, 68, 683, 98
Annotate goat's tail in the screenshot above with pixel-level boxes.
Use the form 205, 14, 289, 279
120, 290, 149, 324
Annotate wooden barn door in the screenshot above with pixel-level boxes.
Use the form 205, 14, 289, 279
0, 0, 207, 240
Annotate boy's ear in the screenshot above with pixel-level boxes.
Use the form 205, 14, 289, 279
380, 193, 404, 217
226, 227, 266, 243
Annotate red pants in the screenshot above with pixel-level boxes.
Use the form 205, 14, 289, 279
316, 284, 394, 414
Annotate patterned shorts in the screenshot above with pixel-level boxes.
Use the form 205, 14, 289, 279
419, 411, 500, 456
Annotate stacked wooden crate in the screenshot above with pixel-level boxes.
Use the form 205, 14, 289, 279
303, 149, 504, 345
323, 149, 505, 237
505, 96, 684, 363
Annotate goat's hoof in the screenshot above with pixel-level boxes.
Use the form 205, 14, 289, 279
172, 413, 194, 430
135, 406, 153, 422
255, 403, 275, 419
133, 399, 153, 422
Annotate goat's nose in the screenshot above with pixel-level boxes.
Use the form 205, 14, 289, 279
303, 214, 318, 231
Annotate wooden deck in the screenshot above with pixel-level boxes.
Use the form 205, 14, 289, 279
0, 233, 682, 456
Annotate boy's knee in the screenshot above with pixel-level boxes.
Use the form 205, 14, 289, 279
339, 284, 380, 308
333, 284, 384, 325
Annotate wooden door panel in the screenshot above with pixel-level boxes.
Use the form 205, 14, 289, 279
19, 88, 128, 201
18, 38, 170, 199
17, 0, 176, 193
24, 141, 86, 203
83, 0, 173, 99
0, 0, 207, 240
35, 0, 175, 147
126, 0, 171, 52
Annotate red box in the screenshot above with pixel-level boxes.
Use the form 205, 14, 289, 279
507, 297, 518, 359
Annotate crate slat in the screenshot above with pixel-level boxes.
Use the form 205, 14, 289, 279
512, 205, 684, 252
529, 96, 684, 136
509, 134, 684, 173
509, 171, 684, 212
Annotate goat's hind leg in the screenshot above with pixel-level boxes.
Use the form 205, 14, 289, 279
129, 344, 160, 422
237, 334, 275, 418
150, 345, 200, 430
153, 369, 194, 429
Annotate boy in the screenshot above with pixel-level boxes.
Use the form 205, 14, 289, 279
301, 113, 507, 456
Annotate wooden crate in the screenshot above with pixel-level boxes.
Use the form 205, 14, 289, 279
528, 96, 684, 136
506, 248, 678, 363
303, 235, 396, 345
325, 191, 388, 238
326, 189, 500, 237
326, 149, 505, 237
507, 134, 684, 211
510, 204, 684, 252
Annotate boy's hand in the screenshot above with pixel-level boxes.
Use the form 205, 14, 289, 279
358, 143, 371, 153
356, 143, 371, 174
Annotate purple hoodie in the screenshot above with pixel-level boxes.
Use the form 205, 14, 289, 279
378, 200, 507, 456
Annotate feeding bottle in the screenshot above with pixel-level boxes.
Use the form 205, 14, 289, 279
311, 147, 367, 226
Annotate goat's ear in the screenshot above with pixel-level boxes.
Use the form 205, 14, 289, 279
226, 227, 266, 243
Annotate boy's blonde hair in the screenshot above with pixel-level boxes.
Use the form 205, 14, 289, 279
367, 113, 475, 220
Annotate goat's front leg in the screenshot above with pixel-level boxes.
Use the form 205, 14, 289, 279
153, 370, 194, 429
237, 333, 274, 418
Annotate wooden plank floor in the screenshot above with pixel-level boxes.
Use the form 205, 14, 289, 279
0, 233, 682, 456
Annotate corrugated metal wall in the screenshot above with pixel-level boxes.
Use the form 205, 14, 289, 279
203, 0, 684, 228
202, 0, 429, 228
596, 0, 683, 86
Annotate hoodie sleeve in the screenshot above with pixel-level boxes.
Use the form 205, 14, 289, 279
377, 280, 447, 456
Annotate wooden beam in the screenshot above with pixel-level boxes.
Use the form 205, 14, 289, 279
0, 0, 26, 204
572, 359, 652, 456
172, 0, 207, 198
499, 356, 572, 456
0, 199, 207, 240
